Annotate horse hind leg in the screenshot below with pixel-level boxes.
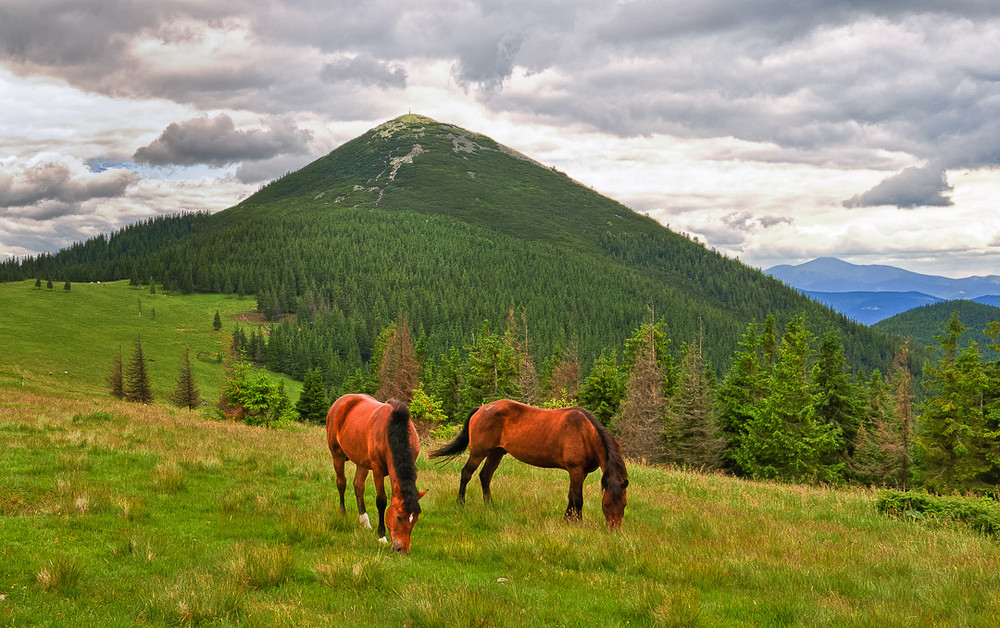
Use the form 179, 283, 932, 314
332, 454, 347, 515
458, 453, 487, 504
478, 448, 506, 503
353, 465, 372, 529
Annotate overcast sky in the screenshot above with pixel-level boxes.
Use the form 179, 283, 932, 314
2, 1, 999, 278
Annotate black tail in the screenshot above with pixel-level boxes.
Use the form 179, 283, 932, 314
429, 407, 478, 461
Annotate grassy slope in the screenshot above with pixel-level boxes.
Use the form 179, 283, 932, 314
0, 280, 299, 404
2, 384, 999, 626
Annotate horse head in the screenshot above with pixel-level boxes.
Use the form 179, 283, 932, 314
601, 477, 628, 531
386, 488, 428, 553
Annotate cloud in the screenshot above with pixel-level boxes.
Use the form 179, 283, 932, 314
843, 165, 954, 208
452, 32, 525, 96
133, 114, 311, 167
320, 54, 407, 88
0, 157, 138, 219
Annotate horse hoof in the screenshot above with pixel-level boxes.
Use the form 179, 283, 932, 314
378, 536, 388, 544
359, 513, 372, 529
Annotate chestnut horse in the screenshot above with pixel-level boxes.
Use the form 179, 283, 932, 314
430, 400, 629, 529
326, 394, 426, 553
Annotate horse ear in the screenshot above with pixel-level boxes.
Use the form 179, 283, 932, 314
418, 489, 429, 499
622, 479, 629, 489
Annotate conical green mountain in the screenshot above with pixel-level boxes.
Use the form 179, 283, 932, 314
4, 114, 896, 377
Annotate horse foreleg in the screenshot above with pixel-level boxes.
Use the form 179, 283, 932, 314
478, 449, 506, 503
374, 471, 388, 544
332, 454, 347, 515
564, 468, 586, 522
458, 453, 487, 504
353, 465, 372, 529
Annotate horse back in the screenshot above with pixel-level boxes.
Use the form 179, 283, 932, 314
474, 400, 602, 471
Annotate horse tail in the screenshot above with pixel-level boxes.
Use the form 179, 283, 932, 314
429, 407, 478, 461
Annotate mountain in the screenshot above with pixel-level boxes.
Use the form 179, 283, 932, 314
802, 290, 944, 326
2, 115, 898, 379
874, 300, 1000, 358
767, 257, 1000, 299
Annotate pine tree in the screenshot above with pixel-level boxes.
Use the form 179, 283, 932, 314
376, 314, 420, 402
917, 312, 990, 492
107, 345, 125, 399
124, 337, 154, 404
734, 315, 842, 482
168, 345, 200, 410
578, 349, 626, 426
213, 310, 223, 331
812, 332, 861, 465
617, 321, 670, 462
664, 337, 723, 469
295, 367, 329, 424
462, 319, 520, 411
714, 320, 767, 474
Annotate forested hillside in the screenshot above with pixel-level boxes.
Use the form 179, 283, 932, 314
875, 300, 1000, 358
1, 115, 896, 379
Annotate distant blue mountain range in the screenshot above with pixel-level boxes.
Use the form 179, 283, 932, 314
765, 257, 1000, 324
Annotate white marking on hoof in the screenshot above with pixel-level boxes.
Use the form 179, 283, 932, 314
378, 536, 388, 544
359, 513, 372, 529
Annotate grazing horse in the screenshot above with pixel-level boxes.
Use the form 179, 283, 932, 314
326, 394, 426, 553
430, 399, 629, 529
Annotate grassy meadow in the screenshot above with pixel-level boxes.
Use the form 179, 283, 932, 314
2, 380, 999, 627
0, 279, 299, 404
2, 279, 1000, 626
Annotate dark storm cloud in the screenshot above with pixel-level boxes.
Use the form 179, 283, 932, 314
0, 160, 138, 214
133, 114, 311, 167
320, 55, 407, 89
452, 33, 525, 96
843, 165, 954, 209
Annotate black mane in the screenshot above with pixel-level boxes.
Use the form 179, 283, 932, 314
385, 399, 421, 515
576, 407, 628, 498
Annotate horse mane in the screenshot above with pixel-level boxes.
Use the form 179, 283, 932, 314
575, 407, 628, 498
385, 398, 421, 515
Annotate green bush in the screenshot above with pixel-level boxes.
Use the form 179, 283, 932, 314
877, 490, 1000, 536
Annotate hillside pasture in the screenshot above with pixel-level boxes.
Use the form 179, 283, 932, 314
2, 384, 998, 626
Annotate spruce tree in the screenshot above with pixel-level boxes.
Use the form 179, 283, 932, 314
295, 367, 330, 424
124, 337, 154, 403
734, 315, 842, 482
168, 345, 200, 410
63, 279, 71, 291
617, 321, 670, 462
46, 278, 53, 289
34, 277, 41, 288
664, 337, 723, 470
918, 313, 990, 492
714, 320, 766, 474
213, 310, 223, 331
376, 314, 419, 402
462, 319, 520, 411
579, 349, 626, 427
107, 345, 125, 400
812, 332, 861, 464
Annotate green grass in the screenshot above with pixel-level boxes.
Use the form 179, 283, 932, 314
2, 385, 999, 626
0, 279, 299, 404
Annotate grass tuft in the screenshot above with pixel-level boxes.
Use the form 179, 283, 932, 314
225, 542, 295, 589
36, 556, 83, 593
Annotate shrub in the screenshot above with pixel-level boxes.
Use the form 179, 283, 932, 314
876, 490, 1000, 536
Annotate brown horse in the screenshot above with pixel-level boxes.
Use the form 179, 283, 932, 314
430, 399, 629, 529
326, 394, 426, 553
